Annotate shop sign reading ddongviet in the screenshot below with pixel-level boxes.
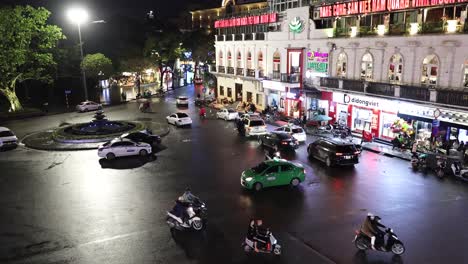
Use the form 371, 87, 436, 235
319, 0, 468, 18
214, 13, 277, 28
307, 51, 329, 73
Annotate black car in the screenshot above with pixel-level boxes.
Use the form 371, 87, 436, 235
121, 132, 161, 146
307, 138, 359, 167
259, 131, 299, 151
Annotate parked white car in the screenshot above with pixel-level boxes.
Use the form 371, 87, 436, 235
76, 101, 102, 112
0, 127, 18, 149
216, 108, 238, 121
176, 96, 189, 107
275, 125, 307, 142
166, 112, 192, 127
98, 138, 152, 160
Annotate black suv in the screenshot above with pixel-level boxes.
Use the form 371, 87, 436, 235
307, 138, 359, 167
259, 131, 299, 151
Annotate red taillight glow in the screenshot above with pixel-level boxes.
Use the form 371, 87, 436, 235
336, 152, 343, 156
281, 141, 288, 145
267, 243, 271, 251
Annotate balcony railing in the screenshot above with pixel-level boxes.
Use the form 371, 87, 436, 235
421, 21, 444, 34
272, 71, 280, 80
388, 24, 406, 35
280, 73, 300, 83
320, 77, 340, 88
247, 69, 255, 77
436, 89, 468, 107
367, 82, 394, 96
259, 70, 264, 78
236, 68, 244, 76
227, 66, 234, 74
218, 66, 225, 73
343, 79, 365, 92
399, 85, 430, 101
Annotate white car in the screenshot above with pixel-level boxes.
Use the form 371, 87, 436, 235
236, 113, 260, 121
243, 117, 268, 137
216, 108, 238, 121
0, 127, 18, 149
98, 138, 152, 160
275, 125, 307, 142
166, 112, 192, 127
176, 96, 189, 107
76, 101, 102, 112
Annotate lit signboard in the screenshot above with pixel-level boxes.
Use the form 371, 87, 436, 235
307, 51, 329, 73
318, 0, 468, 18
214, 13, 278, 28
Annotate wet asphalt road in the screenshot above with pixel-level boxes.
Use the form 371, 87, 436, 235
1, 85, 468, 264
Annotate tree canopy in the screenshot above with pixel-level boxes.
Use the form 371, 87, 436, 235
81, 53, 113, 79
0, 5, 64, 112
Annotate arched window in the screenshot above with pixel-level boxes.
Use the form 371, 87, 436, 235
227, 50, 232, 67
336, 53, 347, 78
388, 54, 403, 84
360, 52, 373, 81
273, 51, 281, 73
421, 54, 439, 86
247, 51, 252, 69
237, 51, 242, 68
218, 51, 224, 66
257, 51, 263, 70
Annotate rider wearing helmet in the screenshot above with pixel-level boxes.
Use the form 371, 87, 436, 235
361, 213, 386, 250
177, 188, 199, 224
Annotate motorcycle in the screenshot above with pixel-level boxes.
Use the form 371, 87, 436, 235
411, 153, 427, 171
451, 161, 468, 181
353, 228, 405, 255
139, 102, 151, 113
166, 199, 207, 231
242, 231, 281, 256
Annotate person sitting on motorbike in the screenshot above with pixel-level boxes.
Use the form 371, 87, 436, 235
199, 107, 206, 117
361, 213, 386, 250
251, 219, 270, 252
177, 188, 199, 223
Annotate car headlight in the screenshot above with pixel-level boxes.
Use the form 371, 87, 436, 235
245, 177, 253, 182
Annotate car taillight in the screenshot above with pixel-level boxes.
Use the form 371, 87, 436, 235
281, 141, 288, 145
336, 152, 343, 156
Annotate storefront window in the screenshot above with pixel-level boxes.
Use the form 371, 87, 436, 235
463, 60, 468, 88
227, 87, 232, 98
220, 86, 224, 96
336, 53, 347, 78
388, 54, 403, 84
352, 107, 372, 132
421, 54, 439, 86
380, 112, 398, 139
227, 51, 232, 67
360, 53, 373, 81
256, 93, 262, 106
218, 51, 223, 66
247, 51, 252, 69
247, 92, 252, 102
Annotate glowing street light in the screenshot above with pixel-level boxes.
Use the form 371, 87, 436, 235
67, 7, 89, 100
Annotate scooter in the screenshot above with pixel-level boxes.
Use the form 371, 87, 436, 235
139, 102, 151, 113
353, 228, 405, 255
411, 153, 427, 171
166, 199, 207, 231
451, 161, 468, 181
242, 231, 281, 256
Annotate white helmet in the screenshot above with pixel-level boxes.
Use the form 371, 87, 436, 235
367, 212, 375, 220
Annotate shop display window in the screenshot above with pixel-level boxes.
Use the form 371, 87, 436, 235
421, 55, 439, 86
381, 112, 398, 139
353, 107, 372, 132
415, 121, 432, 141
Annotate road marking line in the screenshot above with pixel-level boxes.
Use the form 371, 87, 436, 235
78, 230, 149, 247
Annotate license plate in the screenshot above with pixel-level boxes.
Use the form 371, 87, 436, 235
345, 156, 352, 159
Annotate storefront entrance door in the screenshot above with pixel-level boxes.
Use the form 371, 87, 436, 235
235, 83, 243, 102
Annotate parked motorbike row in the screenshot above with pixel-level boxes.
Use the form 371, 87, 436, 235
411, 152, 468, 181
166, 195, 405, 257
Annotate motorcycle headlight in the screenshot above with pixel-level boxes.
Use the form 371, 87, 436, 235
245, 177, 253, 182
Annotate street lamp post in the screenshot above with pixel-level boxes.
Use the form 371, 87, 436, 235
67, 8, 89, 101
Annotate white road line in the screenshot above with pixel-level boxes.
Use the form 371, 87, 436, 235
78, 230, 150, 247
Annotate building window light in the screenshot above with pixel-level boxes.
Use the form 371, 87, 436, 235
447, 20, 458, 33
350, 26, 357, 37
377, 25, 385, 36
409, 23, 419, 35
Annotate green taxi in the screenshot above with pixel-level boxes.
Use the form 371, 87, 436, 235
241, 159, 306, 191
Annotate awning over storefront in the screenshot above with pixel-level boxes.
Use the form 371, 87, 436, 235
397, 113, 433, 123
440, 121, 468, 130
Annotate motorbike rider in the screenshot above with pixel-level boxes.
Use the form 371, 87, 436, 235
199, 106, 206, 117
247, 219, 270, 252
361, 213, 386, 250
177, 188, 199, 224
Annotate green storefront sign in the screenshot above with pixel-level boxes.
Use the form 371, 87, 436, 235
307, 61, 328, 73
